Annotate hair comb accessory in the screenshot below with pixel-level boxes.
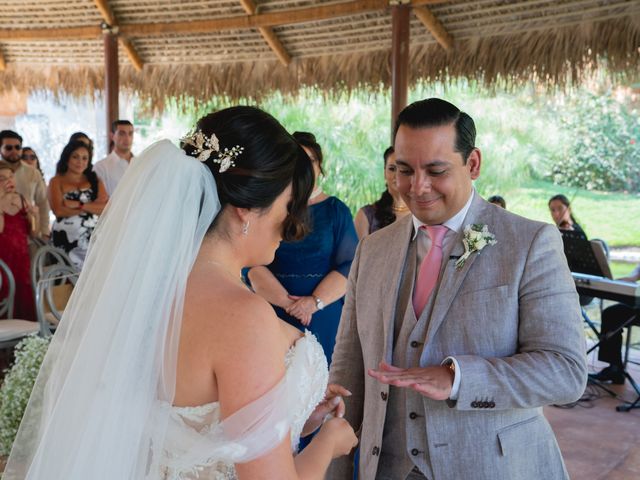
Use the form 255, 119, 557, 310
181, 129, 244, 173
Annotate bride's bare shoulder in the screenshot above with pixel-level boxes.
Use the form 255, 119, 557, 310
185, 276, 285, 353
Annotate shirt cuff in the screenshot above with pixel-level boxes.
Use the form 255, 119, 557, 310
442, 356, 461, 400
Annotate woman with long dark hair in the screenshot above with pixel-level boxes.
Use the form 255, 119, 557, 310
354, 146, 410, 239
48, 140, 108, 268
548, 194, 584, 234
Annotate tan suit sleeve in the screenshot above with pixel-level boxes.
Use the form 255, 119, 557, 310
327, 243, 365, 479
452, 224, 587, 410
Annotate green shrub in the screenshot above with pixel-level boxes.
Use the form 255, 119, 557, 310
0, 335, 51, 455
547, 91, 640, 192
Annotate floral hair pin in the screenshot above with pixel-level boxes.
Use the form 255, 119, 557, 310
181, 129, 244, 173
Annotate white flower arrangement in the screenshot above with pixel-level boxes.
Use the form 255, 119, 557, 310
455, 223, 497, 270
0, 335, 51, 455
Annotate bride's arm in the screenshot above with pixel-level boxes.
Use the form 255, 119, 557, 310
213, 294, 355, 480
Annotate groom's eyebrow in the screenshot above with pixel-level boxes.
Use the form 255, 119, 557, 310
396, 159, 449, 168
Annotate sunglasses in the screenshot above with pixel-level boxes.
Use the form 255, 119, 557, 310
2, 145, 22, 151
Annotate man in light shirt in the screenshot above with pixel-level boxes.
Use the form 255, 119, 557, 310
94, 120, 134, 196
0, 130, 50, 238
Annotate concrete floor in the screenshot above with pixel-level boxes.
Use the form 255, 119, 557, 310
546, 359, 640, 480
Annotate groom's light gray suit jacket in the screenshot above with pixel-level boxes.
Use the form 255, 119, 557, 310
328, 194, 587, 480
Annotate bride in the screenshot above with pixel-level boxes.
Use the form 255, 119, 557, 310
4, 106, 357, 479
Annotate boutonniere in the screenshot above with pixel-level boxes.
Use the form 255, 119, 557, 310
455, 224, 497, 270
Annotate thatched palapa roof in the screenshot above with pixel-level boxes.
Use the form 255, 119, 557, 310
0, 0, 639, 107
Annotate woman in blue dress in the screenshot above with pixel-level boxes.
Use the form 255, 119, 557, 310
248, 131, 357, 365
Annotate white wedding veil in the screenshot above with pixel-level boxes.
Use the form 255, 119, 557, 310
4, 140, 221, 479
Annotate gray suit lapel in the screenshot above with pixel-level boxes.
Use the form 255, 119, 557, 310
382, 216, 415, 364
424, 195, 492, 350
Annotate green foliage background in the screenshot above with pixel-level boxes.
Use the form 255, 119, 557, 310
153, 79, 639, 246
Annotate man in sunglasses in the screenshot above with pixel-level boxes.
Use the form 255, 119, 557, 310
0, 130, 50, 238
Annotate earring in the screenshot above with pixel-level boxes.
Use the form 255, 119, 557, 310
242, 221, 250, 236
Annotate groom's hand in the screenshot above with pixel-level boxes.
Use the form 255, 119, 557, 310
368, 361, 454, 401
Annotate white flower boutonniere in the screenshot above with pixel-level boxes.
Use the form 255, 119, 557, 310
455, 223, 497, 270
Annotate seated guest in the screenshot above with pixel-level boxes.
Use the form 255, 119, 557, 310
49, 141, 108, 269
0, 161, 38, 320
549, 194, 585, 234
488, 194, 506, 209
354, 146, 410, 239
21, 147, 45, 180
589, 263, 640, 384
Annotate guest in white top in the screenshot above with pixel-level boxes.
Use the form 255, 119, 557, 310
94, 120, 134, 196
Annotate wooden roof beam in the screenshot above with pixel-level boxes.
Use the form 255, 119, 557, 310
413, 6, 453, 51
94, 0, 143, 71
240, 0, 291, 66
0, 0, 449, 40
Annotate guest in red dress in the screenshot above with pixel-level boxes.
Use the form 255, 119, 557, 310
0, 160, 38, 321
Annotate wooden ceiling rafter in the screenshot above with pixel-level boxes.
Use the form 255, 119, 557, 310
413, 6, 453, 51
0, 0, 448, 41
240, 0, 291, 66
93, 0, 143, 72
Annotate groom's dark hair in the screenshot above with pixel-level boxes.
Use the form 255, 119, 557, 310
393, 98, 476, 164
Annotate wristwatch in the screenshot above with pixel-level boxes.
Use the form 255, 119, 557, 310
313, 295, 325, 311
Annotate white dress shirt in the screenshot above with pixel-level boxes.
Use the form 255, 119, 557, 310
94, 151, 132, 197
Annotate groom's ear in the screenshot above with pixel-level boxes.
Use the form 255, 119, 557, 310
467, 148, 481, 180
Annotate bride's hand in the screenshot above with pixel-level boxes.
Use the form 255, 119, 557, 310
301, 383, 351, 436
316, 417, 358, 459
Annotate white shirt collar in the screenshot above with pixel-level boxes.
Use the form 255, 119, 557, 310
411, 189, 475, 240
107, 150, 133, 163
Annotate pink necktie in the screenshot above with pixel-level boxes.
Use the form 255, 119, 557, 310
413, 225, 448, 317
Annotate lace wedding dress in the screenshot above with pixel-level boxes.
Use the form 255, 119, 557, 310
159, 331, 329, 480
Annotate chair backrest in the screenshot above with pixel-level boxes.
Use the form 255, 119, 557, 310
35, 265, 79, 336
31, 245, 76, 295
0, 259, 16, 319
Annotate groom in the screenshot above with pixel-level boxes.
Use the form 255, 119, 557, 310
328, 98, 587, 480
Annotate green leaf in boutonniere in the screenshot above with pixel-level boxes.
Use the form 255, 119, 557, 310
455, 223, 497, 270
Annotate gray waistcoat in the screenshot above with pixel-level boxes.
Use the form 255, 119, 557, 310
377, 240, 436, 480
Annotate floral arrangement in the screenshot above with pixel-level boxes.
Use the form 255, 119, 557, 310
0, 335, 51, 455
455, 224, 497, 270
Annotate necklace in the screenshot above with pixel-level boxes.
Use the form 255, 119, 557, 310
309, 187, 322, 200
392, 203, 409, 213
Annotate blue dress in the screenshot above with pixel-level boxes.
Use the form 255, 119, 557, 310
268, 196, 357, 365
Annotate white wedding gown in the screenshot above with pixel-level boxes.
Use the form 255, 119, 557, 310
159, 331, 329, 480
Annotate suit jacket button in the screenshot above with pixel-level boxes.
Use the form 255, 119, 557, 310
489, 401, 495, 408
372, 446, 380, 456
480, 401, 487, 408
410, 341, 421, 348
409, 412, 418, 419
411, 448, 420, 456
471, 401, 478, 408
380, 391, 388, 401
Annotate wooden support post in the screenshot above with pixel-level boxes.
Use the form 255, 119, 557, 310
104, 30, 119, 152
391, 4, 410, 143
0, 48, 5, 71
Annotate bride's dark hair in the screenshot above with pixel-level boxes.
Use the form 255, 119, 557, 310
182, 106, 313, 241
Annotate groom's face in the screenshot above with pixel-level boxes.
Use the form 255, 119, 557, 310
394, 123, 481, 225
